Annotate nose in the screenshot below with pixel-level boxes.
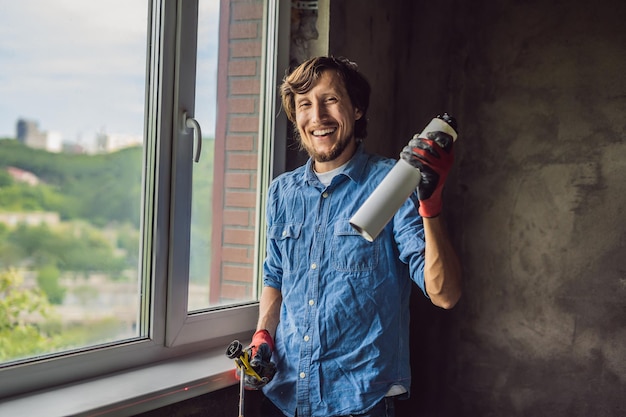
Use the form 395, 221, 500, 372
311, 100, 328, 123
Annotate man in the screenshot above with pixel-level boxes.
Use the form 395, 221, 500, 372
244, 56, 462, 417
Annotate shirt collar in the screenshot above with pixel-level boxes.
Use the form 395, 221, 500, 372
302, 142, 369, 186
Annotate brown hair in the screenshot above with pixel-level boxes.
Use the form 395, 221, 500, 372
280, 56, 371, 139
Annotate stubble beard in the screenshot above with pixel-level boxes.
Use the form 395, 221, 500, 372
297, 128, 354, 163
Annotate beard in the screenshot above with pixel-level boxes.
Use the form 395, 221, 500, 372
296, 126, 354, 163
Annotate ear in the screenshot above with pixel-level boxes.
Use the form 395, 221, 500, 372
354, 107, 363, 120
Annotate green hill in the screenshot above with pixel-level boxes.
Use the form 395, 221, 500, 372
0, 139, 142, 227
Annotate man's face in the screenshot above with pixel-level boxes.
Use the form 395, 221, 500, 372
294, 70, 363, 172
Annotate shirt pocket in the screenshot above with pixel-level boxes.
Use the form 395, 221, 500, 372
268, 223, 303, 272
332, 220, 379, 273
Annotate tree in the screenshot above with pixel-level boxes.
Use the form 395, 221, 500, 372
37, 264, 66, 304
0, 269, 53, 361
0, 169, 13, 187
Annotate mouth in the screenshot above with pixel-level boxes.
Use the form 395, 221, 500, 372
311, 127, 337, 137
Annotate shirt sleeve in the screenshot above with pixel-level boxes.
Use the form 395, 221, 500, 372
262, 180, 283, 290
393, 190, 428, 296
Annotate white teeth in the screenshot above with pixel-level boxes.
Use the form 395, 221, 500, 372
312, 128, 336, 136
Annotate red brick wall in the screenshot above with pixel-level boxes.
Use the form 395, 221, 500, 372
211, 0, 264, 304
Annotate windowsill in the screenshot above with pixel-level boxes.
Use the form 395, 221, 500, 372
0, 346, 239, 417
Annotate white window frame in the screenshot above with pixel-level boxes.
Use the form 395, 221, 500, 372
0, 0, 291, 414
163, 0, 261, 348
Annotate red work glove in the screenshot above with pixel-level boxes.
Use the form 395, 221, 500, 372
400, 119, 456, 218
242, 330, 277, 390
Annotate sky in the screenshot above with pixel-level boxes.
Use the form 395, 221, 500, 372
0, 0, 219, 148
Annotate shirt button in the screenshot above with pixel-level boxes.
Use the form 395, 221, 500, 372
322, 192, 329, 198
304, 335, 310, 342
282, 230, 287, 237
310, 263, 317, 270
299, 372, 306, 379
308, 299, 315, 306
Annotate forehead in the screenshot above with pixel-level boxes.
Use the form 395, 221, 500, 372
297, 70, 348, 98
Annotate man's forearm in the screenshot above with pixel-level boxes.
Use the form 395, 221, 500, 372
257, 286, 282, 338
423, 216, 462, 309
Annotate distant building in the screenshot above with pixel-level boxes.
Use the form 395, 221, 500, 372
0, 211, 60, 227
95, 131, 143, 153
16, 119, 42, 144
6, 166, 40, 186
62, 142, 87, 154
16, 118, 62, 153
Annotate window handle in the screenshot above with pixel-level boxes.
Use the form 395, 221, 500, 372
182, 111, 202, 162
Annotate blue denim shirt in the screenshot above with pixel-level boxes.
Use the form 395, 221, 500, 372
262, 145, 427, 417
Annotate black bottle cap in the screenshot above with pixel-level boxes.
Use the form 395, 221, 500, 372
437, 113, 458, 132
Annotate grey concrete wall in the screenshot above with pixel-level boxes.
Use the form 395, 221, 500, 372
142, 1, 626, 415
330, 0, 626, 416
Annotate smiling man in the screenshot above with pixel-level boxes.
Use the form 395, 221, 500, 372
292, 68, 362, 169
240, 56, 462, 417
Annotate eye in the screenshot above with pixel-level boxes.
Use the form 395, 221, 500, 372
297, 100, 311, 109
325, 96, 338, 103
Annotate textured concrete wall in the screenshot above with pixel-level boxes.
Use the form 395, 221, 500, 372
330, 0, 626, 416
143, 1, 626, 415
451, 1, 626, 415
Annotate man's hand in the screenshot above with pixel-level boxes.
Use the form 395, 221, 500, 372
242, 329, 277, 390
400, 128, 455, 218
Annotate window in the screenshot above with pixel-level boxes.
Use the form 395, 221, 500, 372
0, 0, 149, 363
0, 0, 289, 404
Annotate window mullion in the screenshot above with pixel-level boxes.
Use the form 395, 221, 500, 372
164, 0, 199, 346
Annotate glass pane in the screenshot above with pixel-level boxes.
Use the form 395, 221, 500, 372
0, 1, 148, 364
188, 0, 263, 311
